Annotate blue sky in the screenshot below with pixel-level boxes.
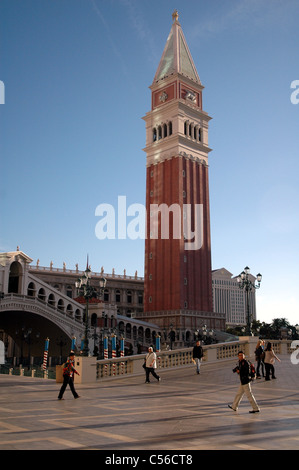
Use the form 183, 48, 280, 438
1, 0, 299, 325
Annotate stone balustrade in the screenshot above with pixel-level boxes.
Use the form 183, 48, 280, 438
2, 337, 295, 383
72, 336, 295, 384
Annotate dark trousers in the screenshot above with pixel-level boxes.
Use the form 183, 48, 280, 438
265, 363, 275, 380
145, 367, 160, 383
58, 375, 79, 398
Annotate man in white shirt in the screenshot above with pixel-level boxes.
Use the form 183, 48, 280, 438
145, 347, 161, 383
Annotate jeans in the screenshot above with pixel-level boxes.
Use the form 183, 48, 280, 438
194, 358, 202, 373
256, 358, 264, 377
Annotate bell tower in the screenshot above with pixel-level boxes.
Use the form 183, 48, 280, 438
140, 12, 225, 338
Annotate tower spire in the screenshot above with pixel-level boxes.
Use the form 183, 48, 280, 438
172, 9, 179, 22
153, 11, 201, 84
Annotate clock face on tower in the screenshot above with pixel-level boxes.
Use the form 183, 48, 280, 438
159, 91, 168, 102
153, 83, 175, 109
185, 90, 196, 102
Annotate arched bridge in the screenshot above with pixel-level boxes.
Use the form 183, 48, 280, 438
0, 251, 85, 356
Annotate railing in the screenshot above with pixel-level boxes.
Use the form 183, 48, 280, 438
94, 338, 295, 382
1, 338, 296, 382
0, 364, 56, 379
30, 265, 144, 281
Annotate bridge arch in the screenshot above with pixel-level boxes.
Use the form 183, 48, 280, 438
8, 261, 23, 294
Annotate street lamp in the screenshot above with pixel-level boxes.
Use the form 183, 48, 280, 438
75, 259, 106, 356
237, 266, 262, 336
169, 323, 175, 350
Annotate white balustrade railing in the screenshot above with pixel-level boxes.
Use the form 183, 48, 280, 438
2, 338, 295, 382
94, 338, 294, 382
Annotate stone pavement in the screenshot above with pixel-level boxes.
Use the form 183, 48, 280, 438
0, 354, 299, 451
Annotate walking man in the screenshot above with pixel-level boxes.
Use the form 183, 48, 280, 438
58, 352, 80, 400
192, 340, 203, 374
228, 351, 260, 413
145, 347, 161, 383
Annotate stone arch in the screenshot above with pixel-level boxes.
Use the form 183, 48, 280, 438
48, 293, 56, 308
27, 281, 36, 297
8, 261, 23, 294
37, 288, 46, 302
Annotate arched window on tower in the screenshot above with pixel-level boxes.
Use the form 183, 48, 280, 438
158, 126, 162, 140
163, 123, 167, 138
169, 121, 172, 136
153, 128, 157, 142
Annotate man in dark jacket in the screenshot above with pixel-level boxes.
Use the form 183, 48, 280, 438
228, 351, 260, 413
58, 352, 80, 400
192, 340, 203, 374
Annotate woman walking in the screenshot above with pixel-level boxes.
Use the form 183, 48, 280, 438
264, 342, 281, 381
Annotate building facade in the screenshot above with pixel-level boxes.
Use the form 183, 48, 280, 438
212, 268, 257, 328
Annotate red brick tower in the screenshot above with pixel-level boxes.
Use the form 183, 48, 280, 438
141, 12, 225, 340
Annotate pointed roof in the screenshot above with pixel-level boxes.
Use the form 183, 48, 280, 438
153, 10, 201, 85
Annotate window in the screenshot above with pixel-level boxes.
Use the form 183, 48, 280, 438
184, 120, 201, 142
153, 122, 172, 142
104, 288, 109, 302
163, 123, 167, 137
158, 126, 162, 140
27, 282, 36, 297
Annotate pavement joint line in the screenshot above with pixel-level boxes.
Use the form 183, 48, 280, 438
48, 437, 85, 448
0, 421, 28, 433
0, 436, 85, 448
81, 428, 137, 442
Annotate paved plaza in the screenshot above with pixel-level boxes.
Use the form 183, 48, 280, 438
1, 354, 299, 451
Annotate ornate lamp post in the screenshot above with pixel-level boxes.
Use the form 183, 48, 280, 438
237, 266, 262, 336
169, 323, 175, 350
75, 261, 106, 356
